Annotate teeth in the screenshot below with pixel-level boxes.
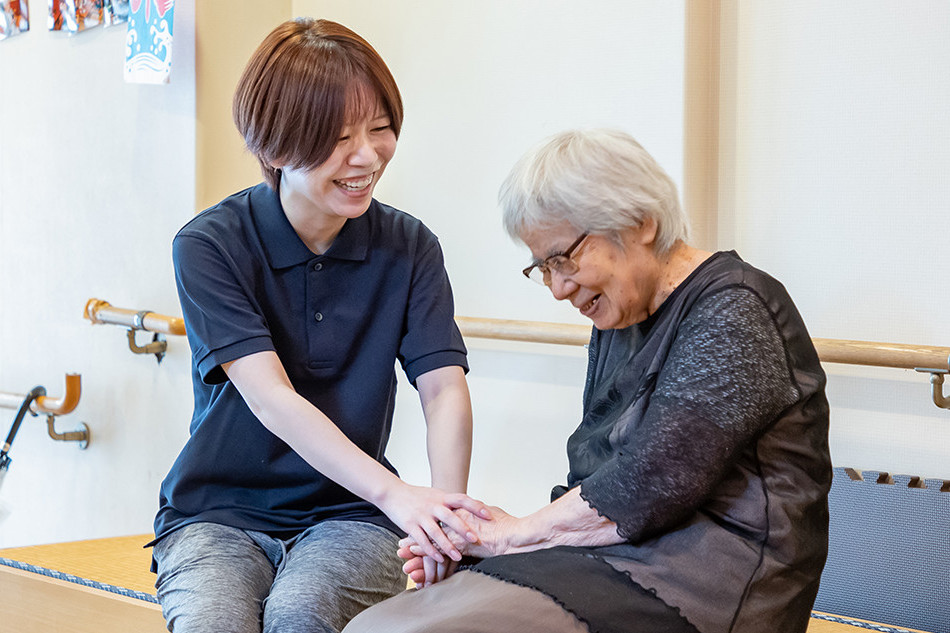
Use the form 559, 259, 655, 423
336, 173, 374, 191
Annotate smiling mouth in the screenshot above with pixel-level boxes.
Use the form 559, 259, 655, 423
334, 172, 375, 192
579, 295, 601, 316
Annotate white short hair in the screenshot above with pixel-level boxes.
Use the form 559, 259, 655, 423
499, 128, 689, 254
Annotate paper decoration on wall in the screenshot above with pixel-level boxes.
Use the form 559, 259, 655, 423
0, 0, 30, 40
102, 0, 128, 26
48, 0, 102, 33
123, 0, 173, 84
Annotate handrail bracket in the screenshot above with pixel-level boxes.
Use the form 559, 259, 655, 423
914, 360, 950, 410
85, 300, 182, 363
45, 415, 90, 449
126, 327, 167, 364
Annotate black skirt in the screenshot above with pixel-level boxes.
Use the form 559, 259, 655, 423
467, 547, 699, 633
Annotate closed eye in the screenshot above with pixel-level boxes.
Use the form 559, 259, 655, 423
533, 253, 569, 272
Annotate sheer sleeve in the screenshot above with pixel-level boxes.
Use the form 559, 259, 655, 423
579, 287, 801, 542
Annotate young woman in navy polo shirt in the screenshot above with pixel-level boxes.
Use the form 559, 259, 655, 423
150, 18, 487, 633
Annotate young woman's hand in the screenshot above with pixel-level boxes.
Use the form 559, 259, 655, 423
397, 505, 518, 587
377, 482, 490, 564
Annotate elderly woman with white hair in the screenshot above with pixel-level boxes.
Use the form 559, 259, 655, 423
343, 129, 832, 633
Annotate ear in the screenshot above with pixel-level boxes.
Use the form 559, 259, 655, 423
637, 216, 658, 246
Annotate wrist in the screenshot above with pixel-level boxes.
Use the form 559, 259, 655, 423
498, 515, 542, 555
365, 471, 405, 510
429, 473, 466, 495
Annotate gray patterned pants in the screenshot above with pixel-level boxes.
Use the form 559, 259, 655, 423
153, 520, 405, 633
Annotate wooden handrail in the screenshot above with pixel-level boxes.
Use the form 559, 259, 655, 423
456, 316, 590, 347
454, 316, 950, 372
0, 374, 82, 415
74, 304, 949, 372
811, 338, 950, 371
83, 299, 186, 336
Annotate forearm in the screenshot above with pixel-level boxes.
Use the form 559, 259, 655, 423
502, 487, 625, 555
225, 351, 488, 565
225, 352, 402, 507
258, 388, 401, 503
418, 366, 473, 493
407, 487, 625, 562
426, 420, 471, 492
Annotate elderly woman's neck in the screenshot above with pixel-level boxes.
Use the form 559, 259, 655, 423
650, 241, 713, 314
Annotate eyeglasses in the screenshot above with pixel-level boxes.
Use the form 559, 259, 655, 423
522, 233, 589, 285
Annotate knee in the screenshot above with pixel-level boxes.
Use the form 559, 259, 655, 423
153, 524, 273, 633
161, 596, 262, 633
341, 595, 423, 633
263, 587, 376, 633
341, 605, 392, 633
264, 607, 337, 633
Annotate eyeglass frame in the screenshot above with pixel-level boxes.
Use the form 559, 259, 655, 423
521, 232, 590, 285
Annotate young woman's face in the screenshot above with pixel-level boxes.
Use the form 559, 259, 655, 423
279, 95, 397, 223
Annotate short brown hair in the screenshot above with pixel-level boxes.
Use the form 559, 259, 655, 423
233, 18, 404, 190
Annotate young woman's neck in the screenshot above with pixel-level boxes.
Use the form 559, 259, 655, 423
279, 186, 347, 255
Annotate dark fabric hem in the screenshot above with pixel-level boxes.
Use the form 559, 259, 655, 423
465, 547, 700, 633
577, 483, 635, 542
197, 335, 274, 384
403, 350, 469, 385
465, 566, 597, 632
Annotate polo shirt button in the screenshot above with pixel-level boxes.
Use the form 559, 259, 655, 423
312, 262, 323, 271
314, 312, 324, 322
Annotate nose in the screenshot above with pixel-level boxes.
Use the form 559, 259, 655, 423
347, 131, 379, 166
547, 269, 576, 301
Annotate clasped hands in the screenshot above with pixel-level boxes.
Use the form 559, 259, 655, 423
398, 506, 518, 588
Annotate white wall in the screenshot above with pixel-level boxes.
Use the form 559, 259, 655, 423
0, 1, 685, 545
719, 1, 950, 480
294, 0, 686, 326
1, 1, 946, 549
293, 0, 687, 514
0, 7, 196, 546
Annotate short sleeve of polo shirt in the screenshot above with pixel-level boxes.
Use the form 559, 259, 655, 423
173, 232, 275, 385
397, 235, 468, 384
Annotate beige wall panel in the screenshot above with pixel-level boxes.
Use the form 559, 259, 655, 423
195, 1, 292, 211
684, 0, 720, 252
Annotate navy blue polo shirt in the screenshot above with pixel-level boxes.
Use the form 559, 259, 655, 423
153, 183, 468, 545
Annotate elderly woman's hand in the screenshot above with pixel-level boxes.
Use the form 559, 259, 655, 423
398, 505, 526, 587
398, 548, 458, 587
399, 488, 625, 587
404, 506, 514, 554
448, 506, 517, 557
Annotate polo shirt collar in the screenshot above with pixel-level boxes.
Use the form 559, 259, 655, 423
251, 184, 371, 269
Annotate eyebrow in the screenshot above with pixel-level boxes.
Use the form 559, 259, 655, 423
545, 241, 576, 259
527, 244, 569, 268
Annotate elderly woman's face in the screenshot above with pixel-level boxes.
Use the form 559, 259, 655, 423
520, 221, 662, 330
